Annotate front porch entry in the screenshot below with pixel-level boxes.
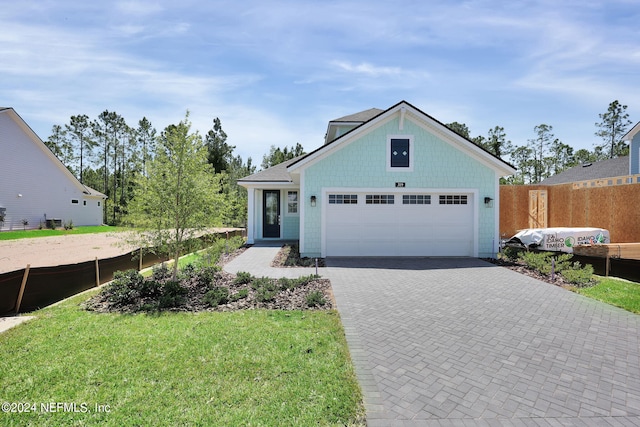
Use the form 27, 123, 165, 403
262, 190, 281, 238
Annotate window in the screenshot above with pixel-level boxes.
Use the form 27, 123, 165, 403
328, 194, 358, 204
98, 201, 101, 207
387, 136, 413, 171
439, 195, 468, 205
366, 194, 394, 204
403, 194, 431, 205
71, 199, 79, 204
287, 191, 298, 214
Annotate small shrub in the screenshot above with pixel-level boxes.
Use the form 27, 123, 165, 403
252, 277, 278, 302
519, 251, 554, 274
21, 219, 28, 230
195, 266, 221, 288
230, 288, 249, 302
105, 269, 156, 306
234, 271, 253, 285
64, 220, 74, 230
306, 291, 326, 307
159, 280, 187, 308
500, 246, 522, 262
152, 264, 172, 282
278, 275, 318, 290
561, 262, 595, 286
204, 286, 230, 307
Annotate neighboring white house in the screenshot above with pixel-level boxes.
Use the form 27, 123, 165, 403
0, 107, 106, 230
624, 121, 640, 176
239, 101, 516, 258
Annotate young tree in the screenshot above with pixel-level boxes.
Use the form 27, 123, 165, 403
595, 100, 632, 158
126, 112, 222, 280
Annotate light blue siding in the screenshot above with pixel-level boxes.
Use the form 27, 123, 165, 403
301, 116, 498, 257
631, 136, 640, 175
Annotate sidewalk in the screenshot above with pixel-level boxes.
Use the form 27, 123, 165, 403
223, 244, 322, 278
0, 316, 35, 334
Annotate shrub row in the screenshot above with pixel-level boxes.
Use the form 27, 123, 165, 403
502, 248, 595, 286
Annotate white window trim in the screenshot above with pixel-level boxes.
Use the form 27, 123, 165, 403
386, 135, 414, 172
286, 190, 299, 216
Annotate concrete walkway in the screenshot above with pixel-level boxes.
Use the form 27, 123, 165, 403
225, 247, 640, 426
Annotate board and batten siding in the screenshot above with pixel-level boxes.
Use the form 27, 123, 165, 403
0, 110, 103, 230
300, 114, 498, 258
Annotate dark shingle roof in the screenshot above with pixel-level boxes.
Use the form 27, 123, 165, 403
540, 156, 630, 185
331, 108, 384, 123
237, 156, 302, 183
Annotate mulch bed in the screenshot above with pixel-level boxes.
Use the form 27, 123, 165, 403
271, 244, 326, 268
83, 245, 333, 313
485, 257, 576, 288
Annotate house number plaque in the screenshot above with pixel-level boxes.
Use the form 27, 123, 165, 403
395, 182, 406, 187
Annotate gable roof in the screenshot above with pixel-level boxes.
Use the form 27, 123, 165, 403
623, 121, 640, 141
0, 107, 106, 198
237, 156, 302, 184
540, 156, 630, 185
290, 100, 516, 176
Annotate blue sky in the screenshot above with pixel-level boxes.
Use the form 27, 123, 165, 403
2, 0, 639, 166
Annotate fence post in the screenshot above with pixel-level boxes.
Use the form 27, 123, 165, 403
139, 247, 143, 271
95, 257, 100, 287
15, 264, 30, 313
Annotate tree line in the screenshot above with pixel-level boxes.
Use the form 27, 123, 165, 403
45, 100, 632, 227
45, 111, 258, 226
446, 100, 633, 184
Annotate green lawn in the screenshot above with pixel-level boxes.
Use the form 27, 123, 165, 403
0, 226, 127, 241
577, 276, 640, 314
0, 292, 364, 427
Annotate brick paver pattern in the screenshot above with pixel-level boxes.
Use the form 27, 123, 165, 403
226, 248, 640, 426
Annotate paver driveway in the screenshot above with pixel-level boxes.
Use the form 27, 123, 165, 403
325, 257, 640, 426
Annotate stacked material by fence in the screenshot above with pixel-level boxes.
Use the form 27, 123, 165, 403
0, 229, 243, 315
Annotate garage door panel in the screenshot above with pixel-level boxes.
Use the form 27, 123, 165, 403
325, 192, 474, 257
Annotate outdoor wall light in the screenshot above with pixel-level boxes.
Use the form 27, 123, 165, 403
484, 197, 493, 208
310, 195, 317, 207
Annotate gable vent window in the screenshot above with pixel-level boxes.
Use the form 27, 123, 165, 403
328, 194, 358, 204
71, 199, 79, 204
403, 195, 431, 205
439, 195, 468, 205
366, 194, 395, 204
387, 136, 413, 171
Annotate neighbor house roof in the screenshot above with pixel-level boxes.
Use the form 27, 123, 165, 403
540, 156, 630, 185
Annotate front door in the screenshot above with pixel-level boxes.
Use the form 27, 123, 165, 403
263, 190, 281, 238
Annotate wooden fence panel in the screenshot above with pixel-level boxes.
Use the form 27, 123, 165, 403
501, 184, 640, 243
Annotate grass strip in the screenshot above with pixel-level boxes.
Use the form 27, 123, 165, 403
0, 293, 364, 426
577, 276, 640, 314
0, 226, 127, 241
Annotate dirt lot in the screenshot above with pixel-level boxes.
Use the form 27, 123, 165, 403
0, 228, 241, 274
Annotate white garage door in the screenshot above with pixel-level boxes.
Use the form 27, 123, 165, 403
325, 192, 474, 256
